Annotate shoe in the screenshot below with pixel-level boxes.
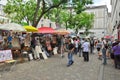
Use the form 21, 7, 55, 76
71, 61, 74, 65
61, 55, 64, 58
98, 57, 102, 60
117, 65, 120, 69
67, 64, 71, 67
103, 63, 107, 65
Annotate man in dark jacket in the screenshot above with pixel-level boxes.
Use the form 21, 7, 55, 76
67, 39, 75, 67
90, 38, 94, 54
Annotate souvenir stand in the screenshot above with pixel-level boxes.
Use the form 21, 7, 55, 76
11, 36, 23, 62
0, 23, 27, 62
22, 26, 38, 60
22, 33, 32, 60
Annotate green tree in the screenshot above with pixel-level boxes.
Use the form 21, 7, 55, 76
4, 0, 67, 27
3, 0, 93, 28
45, 8, 70, 29
75, 12, 94, 35
73, 0, 93, 14
47, 0, 93, 29
45, 0, 93, 29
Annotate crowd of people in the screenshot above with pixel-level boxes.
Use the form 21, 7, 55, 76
0, 31, 120, 68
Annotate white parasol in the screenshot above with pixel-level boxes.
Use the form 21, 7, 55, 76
0, 23, 26, 31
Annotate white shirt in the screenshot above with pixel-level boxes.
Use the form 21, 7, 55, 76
74, 40, 79, 48
71, 39, 74, 44
82, 42, 90, 52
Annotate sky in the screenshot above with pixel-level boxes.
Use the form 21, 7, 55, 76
0, 0, 111, 12
0, 0, 7, 5
93, 0, 111, 12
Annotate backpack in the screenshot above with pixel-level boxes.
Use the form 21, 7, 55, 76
104, 43, 108, 49
90, 40, 94, 45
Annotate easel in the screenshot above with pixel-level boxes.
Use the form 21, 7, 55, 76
0, 50, 17, 77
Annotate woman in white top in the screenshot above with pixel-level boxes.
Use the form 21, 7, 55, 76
82, 39, 90, 62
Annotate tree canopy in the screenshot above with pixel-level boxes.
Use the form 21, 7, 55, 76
4, 0, 93, 28
4, 0, 68, 27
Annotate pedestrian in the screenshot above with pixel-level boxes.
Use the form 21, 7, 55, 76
112, 41, 120, 69
0, 34, 3, 50
90, 38, 94, 54
60, 35, 65, 58
77, 37, 82, 57
96, 40, 102, 60
102, 41, 108, 65
79, 38, 85, 57
7, 34, 12, 43
67, 39, 75, 67
82, 39, 90, 62
35, 37, 41, 60
74, 38, 79, 55
111, 39, 118, 64
45, 38, 52, 57
107, 40, 113, 59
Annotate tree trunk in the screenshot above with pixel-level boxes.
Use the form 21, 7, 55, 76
32, 0, 41, 27
33, 0, 65, 27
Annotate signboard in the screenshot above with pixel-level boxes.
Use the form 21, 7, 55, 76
0, 50, 13, 62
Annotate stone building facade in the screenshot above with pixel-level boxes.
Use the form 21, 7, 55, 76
78, 5, 108, 39
111, 0, 120, 40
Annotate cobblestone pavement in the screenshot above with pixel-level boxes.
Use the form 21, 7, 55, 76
0, 52, 119, 80
103, 59, 120, 80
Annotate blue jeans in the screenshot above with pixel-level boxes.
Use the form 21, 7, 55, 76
102, 48, 107, 64
79, 48, 83, 57
68, 52, 73, 65
74, 47, 78, 55
90, 45, 94, 54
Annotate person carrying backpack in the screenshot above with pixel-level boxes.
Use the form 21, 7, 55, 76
90, 38, 94, 54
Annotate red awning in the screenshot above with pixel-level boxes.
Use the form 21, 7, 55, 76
104, 36, 114, 39
38, 27, 55, 34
